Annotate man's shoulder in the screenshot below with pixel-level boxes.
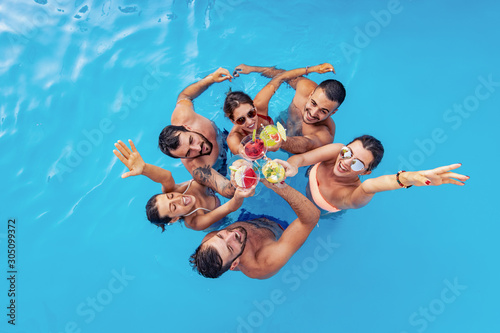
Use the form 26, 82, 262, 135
173, 111, 210, 127
198, 117, 218, 136
239, 264, 272, 279
291, 94, 307, 112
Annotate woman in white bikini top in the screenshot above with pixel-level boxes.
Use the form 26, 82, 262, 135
114, 139, 253, 231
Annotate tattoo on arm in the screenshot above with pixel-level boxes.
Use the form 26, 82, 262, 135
193, 165, 236, 199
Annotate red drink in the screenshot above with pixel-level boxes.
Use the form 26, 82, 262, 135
230, 159, 260, 190
244, 138, 264, 159
242, 168, 258, 188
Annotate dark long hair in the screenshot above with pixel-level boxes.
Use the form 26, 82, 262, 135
145, 194, 173, 232
223, 91, 254, 121
348, 135, 384, 171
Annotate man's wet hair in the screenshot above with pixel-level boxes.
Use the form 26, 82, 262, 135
190, 243, 232, 279
223, 91, 254, 121
158, 125, 190, 158
146, 194, 173, 232
348, 135, 384, 171
316, 79, 346, 107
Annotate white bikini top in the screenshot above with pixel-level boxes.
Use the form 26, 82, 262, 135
181, 179, 213, 217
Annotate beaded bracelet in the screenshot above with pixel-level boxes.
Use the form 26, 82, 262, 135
305, 66, 309, 75
396, 170, 412, 188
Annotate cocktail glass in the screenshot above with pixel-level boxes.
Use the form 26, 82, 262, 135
229, 159, 260, 190
261, 160, 286, 184
240, 134, 266, 161
260, 125, 281, 148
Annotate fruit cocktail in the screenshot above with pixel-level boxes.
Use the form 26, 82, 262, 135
262, 160, 286, 184
240, 134, 266, 161
229, 159, 260, 190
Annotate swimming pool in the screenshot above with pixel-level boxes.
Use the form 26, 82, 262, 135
1, 0, 499, 332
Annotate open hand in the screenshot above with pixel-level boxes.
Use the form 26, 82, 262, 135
113, 139, 145, 178
401, 163, 469, 187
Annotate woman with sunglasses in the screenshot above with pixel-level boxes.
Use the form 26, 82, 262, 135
224, 63, 336, 155
113, 140, 253, 231
281, 135, 469, 212
223, 90, 274, 155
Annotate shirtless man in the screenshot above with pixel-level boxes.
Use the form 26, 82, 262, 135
158, 68, 235, 198
233, 64, 346, 154
189, 179, 320, 280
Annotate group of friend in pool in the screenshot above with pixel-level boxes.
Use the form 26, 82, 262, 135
113, 64, 469, 280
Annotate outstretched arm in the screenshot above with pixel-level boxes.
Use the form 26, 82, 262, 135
253, 63, 336, 118
192, 164, 236, 199
232, 64, 285, 79
113, 139, 176, 192
172, 68, 233, 124
280, 63, 335, 97
188, 188, 254, 231
276, 63, 335, 83
284, 143, 344, 177
251, 181, 320, 279
346, 163, 469, 209
280, 129, 335, 154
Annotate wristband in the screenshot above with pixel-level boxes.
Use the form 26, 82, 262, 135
396, 170, 412, 188
305, 66, 309, 76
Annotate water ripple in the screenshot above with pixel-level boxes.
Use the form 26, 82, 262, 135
118, 5, 139, 14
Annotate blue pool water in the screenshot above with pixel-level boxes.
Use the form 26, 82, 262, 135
1, 0, 499, 332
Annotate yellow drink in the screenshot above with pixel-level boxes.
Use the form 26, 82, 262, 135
262, 160, 286, 183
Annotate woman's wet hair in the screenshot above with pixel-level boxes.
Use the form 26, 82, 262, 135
189, 243, 232, 278
223, 91, 254, 121
348, 135, 384, 171
145, 194, 173, 232
316, 79, 346, 106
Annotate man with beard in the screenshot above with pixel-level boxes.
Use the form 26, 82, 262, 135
159, 68, 236, 198
189, 179, 320, 280
233, 64, 346, 154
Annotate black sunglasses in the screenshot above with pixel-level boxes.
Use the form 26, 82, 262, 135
235, 108, 257, 125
